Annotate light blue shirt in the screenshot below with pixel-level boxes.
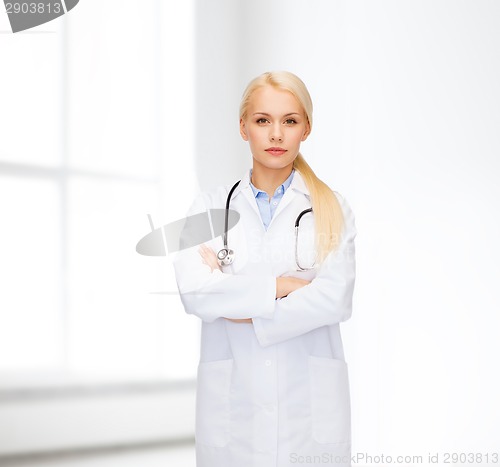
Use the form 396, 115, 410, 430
249, 169, 295, 230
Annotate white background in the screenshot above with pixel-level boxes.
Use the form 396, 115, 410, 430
194, 1, 500, 457
0, 0, 499, 461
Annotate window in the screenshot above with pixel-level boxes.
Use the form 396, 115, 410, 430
0, 0, 198, 384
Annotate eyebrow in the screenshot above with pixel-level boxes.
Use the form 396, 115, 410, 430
252, 112, 301, 117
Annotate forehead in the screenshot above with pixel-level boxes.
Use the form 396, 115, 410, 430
248, 85, 303, 115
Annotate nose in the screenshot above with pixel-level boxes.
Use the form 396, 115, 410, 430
270, 125, 283, 143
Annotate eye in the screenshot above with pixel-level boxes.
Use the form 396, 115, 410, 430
284, 118, 297, 125
256, 118, 269, 124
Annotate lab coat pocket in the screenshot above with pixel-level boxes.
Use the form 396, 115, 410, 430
195, 358, 233, 447
308, 355, 351, 444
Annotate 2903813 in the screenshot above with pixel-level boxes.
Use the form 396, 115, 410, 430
5, 2, 62, 14
443, 452, 499, 464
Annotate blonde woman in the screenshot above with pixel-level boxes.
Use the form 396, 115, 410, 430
173, 71, 356, 467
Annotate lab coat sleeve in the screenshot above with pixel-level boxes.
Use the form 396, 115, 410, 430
252, 193, 356, 347
172, 192, 277, 323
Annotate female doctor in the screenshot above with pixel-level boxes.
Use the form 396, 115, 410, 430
173, 71, 356, 467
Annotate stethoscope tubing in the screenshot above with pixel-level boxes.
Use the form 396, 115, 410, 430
223, 180, 241, 248
220, 179, 315, 270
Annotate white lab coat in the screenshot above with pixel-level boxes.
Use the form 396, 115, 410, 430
173, 168, 356, 467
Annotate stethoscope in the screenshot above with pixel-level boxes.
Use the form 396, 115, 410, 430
217, 180, 316, 271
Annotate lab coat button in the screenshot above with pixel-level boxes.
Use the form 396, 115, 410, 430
265, 360, 272, 366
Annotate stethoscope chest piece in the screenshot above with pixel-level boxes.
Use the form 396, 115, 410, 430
217, 248, 234, 267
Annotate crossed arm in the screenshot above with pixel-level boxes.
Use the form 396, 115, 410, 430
173, 191, 356, 345
198, 243, 310, 323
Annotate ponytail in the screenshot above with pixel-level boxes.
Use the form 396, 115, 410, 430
293, 153, 344, 262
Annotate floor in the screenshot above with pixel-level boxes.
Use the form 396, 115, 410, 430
0, 443, 196, 467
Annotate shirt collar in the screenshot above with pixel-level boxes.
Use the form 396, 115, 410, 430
231, 166, 310, 199
249, 168, 295, 198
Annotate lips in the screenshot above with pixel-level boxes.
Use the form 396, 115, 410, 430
265, 147, 287, 156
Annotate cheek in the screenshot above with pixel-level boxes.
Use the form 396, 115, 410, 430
246, 128, 263, 144
291, 129, 306, 145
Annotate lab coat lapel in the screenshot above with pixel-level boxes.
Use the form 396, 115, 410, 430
267, 169, 310, 230
229, 168, 311, 230
231, 169, 262, 222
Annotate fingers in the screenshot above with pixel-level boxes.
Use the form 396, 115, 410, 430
276, 275, 313, 298
225, 318, 252, 323
198, 244, 210, 259
199, 244, 213, 259
198, 244, 221, 272
295, 278, 311, 289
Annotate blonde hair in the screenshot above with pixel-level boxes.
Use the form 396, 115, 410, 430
239, 71, 344, 262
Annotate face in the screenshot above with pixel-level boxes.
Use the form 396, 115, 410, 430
240, 85, 310, 174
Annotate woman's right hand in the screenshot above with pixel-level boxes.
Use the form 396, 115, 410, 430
198, 244, 221, 273
275, 276, 310, 299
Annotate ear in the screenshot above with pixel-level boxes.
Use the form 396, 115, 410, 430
301, 122, 311, 141
240, 118, 248, 141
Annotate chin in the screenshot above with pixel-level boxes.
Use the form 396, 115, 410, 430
255, 157, 294, 170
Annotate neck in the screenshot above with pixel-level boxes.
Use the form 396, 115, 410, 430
251, 163, 293, 199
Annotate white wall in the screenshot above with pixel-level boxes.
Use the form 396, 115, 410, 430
0, 0, 198, 457
1, 0, 499, 460
194, 0, 500, 460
